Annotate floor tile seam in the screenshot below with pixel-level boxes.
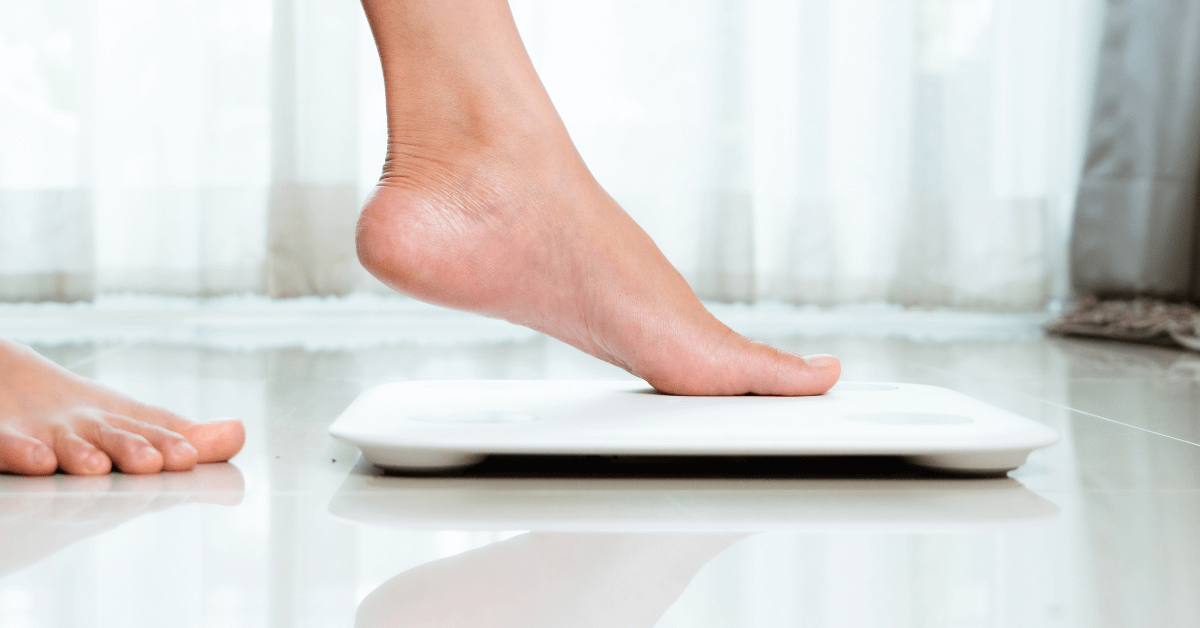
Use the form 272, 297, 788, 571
1027, 397, 1200, 448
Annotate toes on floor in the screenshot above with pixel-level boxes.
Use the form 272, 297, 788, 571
2, 414, 244, 477
0, 430, 58, 475
56, 433, 112, 475
98, 427, 164, 474
102, 415, 199, 472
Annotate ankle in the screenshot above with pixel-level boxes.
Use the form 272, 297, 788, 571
377, 108, 586, 225
381, 122, 546, 187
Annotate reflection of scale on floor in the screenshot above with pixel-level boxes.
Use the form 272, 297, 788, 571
334, 472, 1060, 628
329, 380, 1059, 476
329, 471, 1059, 533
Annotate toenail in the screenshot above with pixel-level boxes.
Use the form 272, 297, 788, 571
802, 354, 838, 368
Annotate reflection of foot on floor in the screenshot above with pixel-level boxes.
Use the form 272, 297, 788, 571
355, 0, 839, 396
0, 339, 245, 476
0, 463, 245, 578
356, 532, 742, 628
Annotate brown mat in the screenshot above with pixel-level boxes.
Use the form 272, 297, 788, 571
1044, 298, 1200, 351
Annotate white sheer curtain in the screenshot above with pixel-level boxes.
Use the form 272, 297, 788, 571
0, 0, 1104, 309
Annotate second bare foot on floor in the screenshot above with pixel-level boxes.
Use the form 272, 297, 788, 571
0, 339, 245, 476
355, 0, 839, 396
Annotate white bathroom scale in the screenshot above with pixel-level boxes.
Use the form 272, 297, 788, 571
328, 380, 1060, 475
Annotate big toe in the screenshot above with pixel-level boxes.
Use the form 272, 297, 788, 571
181, 419, 246, 464
732, 341, 841, 396
647, 337, 840, 397
753, 349, 842, 396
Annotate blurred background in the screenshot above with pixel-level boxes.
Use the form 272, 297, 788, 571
0, 0, 1108, 310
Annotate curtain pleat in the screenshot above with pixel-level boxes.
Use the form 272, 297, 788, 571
1071, 0, 1200, 303
266, 0, 378, 298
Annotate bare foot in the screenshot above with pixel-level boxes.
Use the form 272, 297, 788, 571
355, 0, 840, 396
0, 339, 245, 476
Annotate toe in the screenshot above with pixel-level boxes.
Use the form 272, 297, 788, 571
123, 404, 244, 465
180, 419, 246, 464
96, 427, 164, 474
645, 333, 841, 396
55, 432, 112, 475
742, 343, 840, 396
102, 415, 198, 472
0, 427, 57, 476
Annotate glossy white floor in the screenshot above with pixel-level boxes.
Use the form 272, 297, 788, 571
1, 303, 1198, 628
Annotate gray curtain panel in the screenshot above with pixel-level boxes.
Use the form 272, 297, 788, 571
1071, 0, 1200, 303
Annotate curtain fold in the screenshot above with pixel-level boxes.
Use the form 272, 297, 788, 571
1, 0, 1104, 308
1071, 0, 1200, 303
266, 0, 376, 298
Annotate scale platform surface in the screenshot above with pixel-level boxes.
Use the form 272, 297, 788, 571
328, 380, 1059, 475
